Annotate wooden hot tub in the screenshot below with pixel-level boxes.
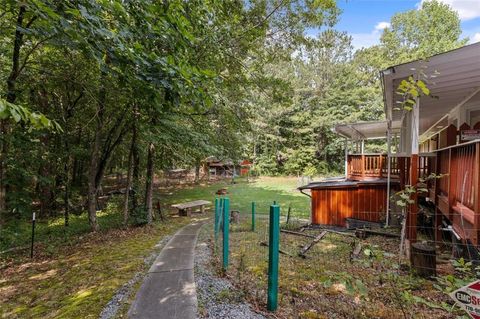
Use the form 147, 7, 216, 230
299, 178, 399, 227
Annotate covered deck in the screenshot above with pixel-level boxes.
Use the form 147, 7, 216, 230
302, 43, 480, 256
382, 43, 480, 250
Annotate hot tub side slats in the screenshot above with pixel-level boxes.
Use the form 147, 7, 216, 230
311, 184, 388, 227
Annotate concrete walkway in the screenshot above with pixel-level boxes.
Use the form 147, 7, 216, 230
128, 220, 206, 319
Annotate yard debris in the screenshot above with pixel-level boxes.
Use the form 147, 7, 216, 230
355, 228, 400, 239
286, 206, 292, 224
280, 229, 316, 239
298, 231, 328, 258
345, 218, 383, 230
323, 229, 356, 237
216, 188, 228, 195
300, 224, 357, 237
259, 241, 293, 257
355, 229, 367, 239
230, 210, 240, 224
156, 201, 165, 222
349, 241, 362, 262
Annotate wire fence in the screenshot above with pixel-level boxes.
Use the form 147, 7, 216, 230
207, 194, 475, 318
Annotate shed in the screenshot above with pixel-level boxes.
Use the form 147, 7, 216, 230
240, 159, 252, 176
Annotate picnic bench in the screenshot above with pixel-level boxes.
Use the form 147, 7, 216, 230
171, 200, 211, 216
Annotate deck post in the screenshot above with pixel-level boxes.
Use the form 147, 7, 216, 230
406, 98, 420, 251
434, 152, 443, 243
386, 120, 392, 226
361, 154, 366, 178
267, 204, 280, 311
344, 139, 348, 178
407, 155, 419, 243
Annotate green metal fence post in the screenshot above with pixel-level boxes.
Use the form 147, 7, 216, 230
251, 202, 256, 232
267, 204, 280, 311
222, 197, 230, 270
214, 198, 219, 242
219, 198, 224, 231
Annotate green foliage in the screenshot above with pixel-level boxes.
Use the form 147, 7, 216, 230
249, 1, 465, 175
320, 271, 369, 297
394, 173, 446, 208
0, 98, 61, 131
380, 0, 467, 63
2, 0, 336, 224
303, 165, 318, 178
435, 258, 480, 293
395, 76, 431, 111
130, 206, 149, 226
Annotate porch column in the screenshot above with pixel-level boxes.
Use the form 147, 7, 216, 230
386, 120, 392, 226
344, 139, 348, 179
407, 99, 420, 245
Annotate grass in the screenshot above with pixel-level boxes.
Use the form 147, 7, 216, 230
0, 176, 309, 318
0, 213, 192, 318
211, 216, 461, 319
1, 199, 126, 253
160, 176, 310, 219
1, 176, 310, 254
3, 176, 455, 319
0, 176, 329, 318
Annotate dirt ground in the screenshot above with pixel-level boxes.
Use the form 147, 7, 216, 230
211, 216, 465, 319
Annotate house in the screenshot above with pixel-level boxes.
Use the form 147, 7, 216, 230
300, 43, 480, 257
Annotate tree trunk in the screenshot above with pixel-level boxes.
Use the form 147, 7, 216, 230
145, 142, 155, 224
38, 162, 52, 218
194, 159, 201, 184
64, 161, 70, 227
71, 127, 82, 186
131, 126, 140, 212
87, 55, 109, 232
87, 130, 100, 231
122, 124, 136, 226
0, 5, 26, 215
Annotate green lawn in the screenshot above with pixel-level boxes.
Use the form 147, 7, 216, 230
160, 176, 311, 218
0, 176, 310, 318
0, 215, 192, 319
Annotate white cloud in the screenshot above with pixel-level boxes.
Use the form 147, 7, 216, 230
471, 32, 480, 43
351, 22, 391, 50
375, 22, 391, 31
351, 32, 381, 50
421, 0, 480, 21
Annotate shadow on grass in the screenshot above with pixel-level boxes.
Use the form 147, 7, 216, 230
1, 199, 124, 253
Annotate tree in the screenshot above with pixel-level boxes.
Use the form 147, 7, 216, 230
380, 0, 467, 64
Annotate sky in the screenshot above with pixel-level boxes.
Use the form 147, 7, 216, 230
315, 0, 480, 50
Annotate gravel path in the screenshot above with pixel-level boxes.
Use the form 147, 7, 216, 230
99, 235, 173, 319
195, 224, 266, 319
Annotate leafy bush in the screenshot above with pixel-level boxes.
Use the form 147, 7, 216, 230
255, 155, 280, 176
130, 207, 149, 226
303, 165, 318, 177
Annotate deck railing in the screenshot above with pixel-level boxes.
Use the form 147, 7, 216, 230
434, 140, 480, 244
347, 154, 387, 180
347, 153, 433, 185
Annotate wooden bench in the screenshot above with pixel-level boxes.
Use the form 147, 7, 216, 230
171, 200, 211, 216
